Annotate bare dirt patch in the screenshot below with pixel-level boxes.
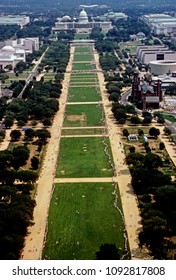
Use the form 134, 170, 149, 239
67, 114, 85, 122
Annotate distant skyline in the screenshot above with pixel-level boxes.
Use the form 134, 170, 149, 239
0, 0, 175, 11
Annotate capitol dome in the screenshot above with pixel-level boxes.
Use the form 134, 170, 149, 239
79, 9, 88, 24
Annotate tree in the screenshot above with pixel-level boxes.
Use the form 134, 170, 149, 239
130, 116, 140, 124
149, 127, 160, 138
108, 92, 120, 102
95, 244, 120, 260
123, 128, 129, 137
25, 128, 35, 140
143, 153, 163, 169
12, 146, 30, 169
35, 129, 51, 143
129, 146, 136, 153
126, 152, 144, 167
138, 129, 144, 136
10, 130, 21, 142
143, 116, 152, 124
31, 156, 39, 170
3, 117, 14, 129
159, 142, 165, 151
42, 118, 52, 127
163, 127, 171, 135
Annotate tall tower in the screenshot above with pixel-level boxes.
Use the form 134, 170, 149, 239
131, 71, 140, 102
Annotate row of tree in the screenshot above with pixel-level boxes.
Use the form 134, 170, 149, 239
0, 41, 70, 259
125, 145, 176, 259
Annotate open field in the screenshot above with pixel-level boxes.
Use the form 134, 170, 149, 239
43, 182, 124, 260
119, 40, 141, 53
74, 34, 90, 39
61, 127, 106, 135
63, 104, 104, 127
75, 46, 92, 53
71, 73, 96, 79
68, 86, 101, 102
56, 137, 113, 178
72, 62, 95, 71
73, 54, 94, 62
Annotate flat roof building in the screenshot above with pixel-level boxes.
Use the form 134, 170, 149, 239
136, 45, 176, 64
0, 16, 30, 27
141, 13, 176, 35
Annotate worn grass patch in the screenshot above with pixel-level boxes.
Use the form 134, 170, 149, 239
71, 73, 96, 79
63, 104, 104, 127
68, 87, 101, 102
61, 127, 105, 135
56, 137, 113, 178
42, 182, 125, 260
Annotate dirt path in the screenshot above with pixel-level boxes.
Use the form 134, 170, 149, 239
54, 177, 113, 183
0, 123, 17, 151
21, 43, 151, 260
94, 49, 151, 259
21, 46, 75, 260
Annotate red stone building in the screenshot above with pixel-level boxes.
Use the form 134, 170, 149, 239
131, 72, 162, 110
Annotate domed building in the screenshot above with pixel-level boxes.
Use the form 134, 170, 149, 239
79, 9, 89, 24
52, 8, 112, 34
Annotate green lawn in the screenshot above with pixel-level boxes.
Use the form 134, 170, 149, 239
71, 74, 96, 79
74, 54, 94, 62
68, 87, 101, 102
75, 46, 92, 53
56, 137, 113, 178
42, 182, 125, 260
162, 114, 176, 123
72, 62, 95, 71
74, 33, 90, 39
63, 104, 104, 127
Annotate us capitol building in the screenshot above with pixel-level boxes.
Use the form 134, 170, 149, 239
52, 9, 112, 34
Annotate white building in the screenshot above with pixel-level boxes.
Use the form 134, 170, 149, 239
0, 46, 25, 70
0, 16, 30, 27
0, 37, 39, 70
5, 38, 39, 54
141, 14, 176, 36
52, 9, 112, 34
149, 60, 176, 75
136, 45, 176, 64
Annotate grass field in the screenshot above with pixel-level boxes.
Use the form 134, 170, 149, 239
74, 34, 90, 39
63, 104, 104, 127
61, 127, 105, 135
68, 87, 101, 102
74, 54, 94, 62
162, 114, 176, 123
56, 137, 113, 178
43, 182, 125, 260
70, 77, 97, 82
75, 46, 92, 53
70, 80, 97, 85
44, 73, 55, 81
72, 62, 95, 71
71, 73, 96, 79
